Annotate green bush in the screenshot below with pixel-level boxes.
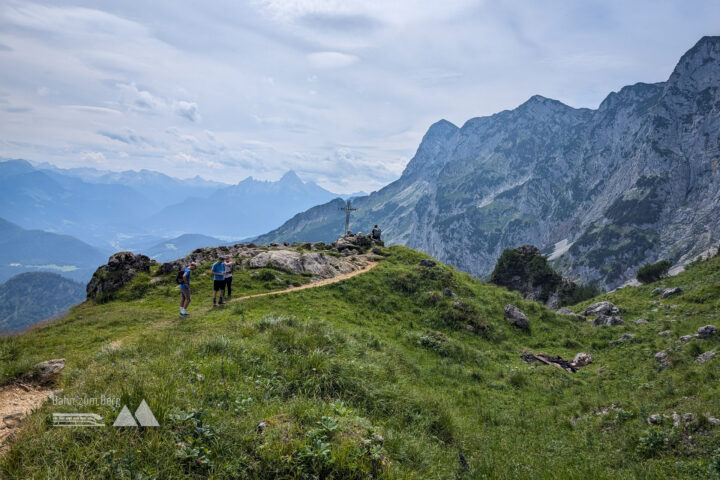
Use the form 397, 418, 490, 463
636, 260, 671, 284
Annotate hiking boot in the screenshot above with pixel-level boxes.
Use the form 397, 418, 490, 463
180, 312, 190, 318
219, 298, 224, 305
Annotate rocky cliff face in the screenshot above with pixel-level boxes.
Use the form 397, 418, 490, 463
255, 37, 720, 289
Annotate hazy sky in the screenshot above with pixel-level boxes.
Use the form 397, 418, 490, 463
0, 1, 718, 192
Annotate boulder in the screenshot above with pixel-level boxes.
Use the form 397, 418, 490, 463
634, 318, 649, 325
583, 301, 620, 316
655, 350, 670, 369
23, 358, 65, 384
249, 251, 355, 278
679, 334, 697, 344
556, 307, 573, 315
592, 314, 625, 326
572, 352, 593, 367
419, 259, 437, 268
610, 333, 635, 346
661, 287, 683, 298
696, 351, 716, 364
658, 330, 672, 337
698, 325, 718, 339
504, 304, 530, 330
86, 252, 157, 299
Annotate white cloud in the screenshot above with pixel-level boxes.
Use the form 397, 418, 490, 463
173, 100, 200, 122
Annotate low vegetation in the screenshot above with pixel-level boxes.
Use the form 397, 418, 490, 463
637, 260, 672, 284
1, 246, 719, 478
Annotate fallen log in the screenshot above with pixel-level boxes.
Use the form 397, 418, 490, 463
520, 352, 578, 373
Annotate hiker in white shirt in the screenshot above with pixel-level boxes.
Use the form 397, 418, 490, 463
223, 259, 233, 299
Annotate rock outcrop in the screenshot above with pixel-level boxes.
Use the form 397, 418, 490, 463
86, 252, 156, 300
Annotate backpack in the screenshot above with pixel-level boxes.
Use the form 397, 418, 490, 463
176, 269, 185, 285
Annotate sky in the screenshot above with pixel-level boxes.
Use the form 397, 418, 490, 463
0, 1, 718, 193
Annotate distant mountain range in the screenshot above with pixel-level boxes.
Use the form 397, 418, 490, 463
148, 171, 340, 239
140, 233, 228, 263
0, 160, 349, 250
0, 217, 107, 283
0, 271, 86, 334
256, 36, 720, 289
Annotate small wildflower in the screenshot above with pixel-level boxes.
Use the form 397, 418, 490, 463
136, 449, 141, 453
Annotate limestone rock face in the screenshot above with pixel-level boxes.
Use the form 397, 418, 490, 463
86, 252, 156, 299
249, 251, 354, 278
254, 37, 720, 290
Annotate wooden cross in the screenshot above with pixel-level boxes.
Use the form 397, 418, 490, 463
339, 199, 357, 235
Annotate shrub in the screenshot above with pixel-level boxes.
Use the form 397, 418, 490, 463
635, 428, 668, 457
636, 260, 671, 284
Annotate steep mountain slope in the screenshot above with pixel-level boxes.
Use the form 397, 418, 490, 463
1, 245, 719, 478
256, 36, 720, 289
0, 272, 85, 334
150, 171, 341, 239
0, 218, 107, 283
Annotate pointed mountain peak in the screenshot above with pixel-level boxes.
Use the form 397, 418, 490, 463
280, 170, 303, 184
668, 36, 720, 90
426, 119, 458, 136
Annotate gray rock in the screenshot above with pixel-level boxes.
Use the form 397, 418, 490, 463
651, 288, 664, 295
583, 301, 620, 317
504, 304, 530, 330
557, 307, 574, 315
697, 325, 718, 339
661, 287, 683, 298
572, 352, 593, 367
696, 350, 716, 364
419, 259, 437, 267
655, 350, 670, 369
592, 314, 625, 326
610, 333, 635, 346
647, 414, 662, 425
709, 417, 720, 425
248, 250, 355, 278
658, 330, 672, 337
634, 318, 648, 325
679, 334, 697, 344
443, 288, 456, 297
682, 413, 696, 423
24, 358, 66, 384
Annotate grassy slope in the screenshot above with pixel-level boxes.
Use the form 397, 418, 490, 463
0, 246, 718, 479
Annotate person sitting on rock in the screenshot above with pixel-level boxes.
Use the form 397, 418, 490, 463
179, 263, 197, 317
211, 256, 226, 306
371, 224, 382, 240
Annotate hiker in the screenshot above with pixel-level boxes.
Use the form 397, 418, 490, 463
179, 262, 197, 317
371, 224, 382, 240
223, 258, 233, 299
210, 255, 226, 306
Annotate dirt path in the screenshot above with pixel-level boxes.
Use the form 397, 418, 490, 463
108, 261, 379, 346
0, 261, 380, 457
0, 383, 52, 455
228, 261, 378, 302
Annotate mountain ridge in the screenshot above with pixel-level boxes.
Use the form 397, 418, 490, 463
256, 36, 720, 289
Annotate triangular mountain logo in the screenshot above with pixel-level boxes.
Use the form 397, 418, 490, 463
134, 400, 160, 427
113, 399, 159, 427
113, 405, 138, 427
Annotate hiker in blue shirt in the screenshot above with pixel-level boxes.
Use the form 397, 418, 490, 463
179, 262, 197, 317
210, 255, 226, 306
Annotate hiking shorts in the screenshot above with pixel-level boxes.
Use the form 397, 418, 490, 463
213, 279, 226, 291
180, 288, 191, 301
